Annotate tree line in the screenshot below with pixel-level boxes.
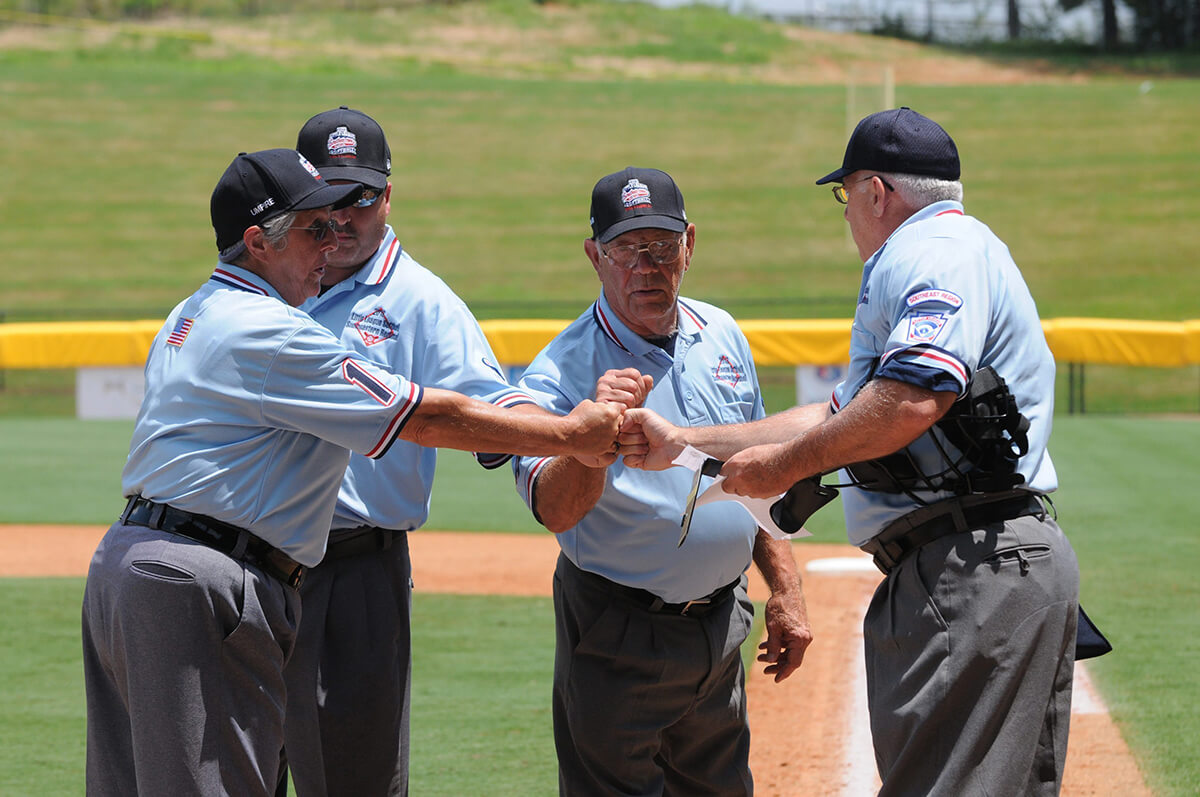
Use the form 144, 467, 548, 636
3, 0, 1197, 51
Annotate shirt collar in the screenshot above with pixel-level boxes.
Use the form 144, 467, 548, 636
354, 225, 403, 287
296, 226, 404, 312
591, 291, 707, 357
865, 199, 964, 269
209, 263, 279, 300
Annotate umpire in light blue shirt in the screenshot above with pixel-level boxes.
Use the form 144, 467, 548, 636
624, 109, 1082, 797
512, 167, 813, 797
80, 148, 622, 797
281, 106, 551, 797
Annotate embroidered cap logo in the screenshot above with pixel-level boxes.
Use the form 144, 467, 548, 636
327, 126, 358, 158
297, 153, 322, 180
621, 179, 652, 209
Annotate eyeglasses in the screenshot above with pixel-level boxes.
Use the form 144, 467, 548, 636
292, 218, 336, 243
832, 175, 895, 204
352, 187, 385, 209
600, 236, 685, 269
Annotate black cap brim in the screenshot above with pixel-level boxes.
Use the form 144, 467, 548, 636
598, 215, 687, 244
293, 182, 363, 212
312, 164, 389, 191
815, 167, 849, 186
217, 182, 361, 263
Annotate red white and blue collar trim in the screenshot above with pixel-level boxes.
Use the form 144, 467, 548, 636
592, 301, 633, 354
678, 299, 708, 332
591, 294, 708, 354
210, 267, 270, 296
362, 229, 403, 286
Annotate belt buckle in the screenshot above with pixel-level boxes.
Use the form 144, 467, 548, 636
285, 565, 305, 589
265, 548, 305, 589
680, 597, 711, 616
119, 496, 139, 524
862, 539, 898, 575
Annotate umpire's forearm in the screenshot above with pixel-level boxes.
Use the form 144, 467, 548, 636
532, 456, 607, 534
679, 402, 831, 461
400, 387, 616, 457
752, 529, 803, 597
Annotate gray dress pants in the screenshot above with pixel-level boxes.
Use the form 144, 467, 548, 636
864, 514, 1079, 797
283, 532, 413, 797
82, 522, 300, 797
552, 554, 755, 797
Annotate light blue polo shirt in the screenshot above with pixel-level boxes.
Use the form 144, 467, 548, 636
833, 200, 1058, 545
301, 226, 534, 534
122, 263, 423, 567
513, 292, 765, 604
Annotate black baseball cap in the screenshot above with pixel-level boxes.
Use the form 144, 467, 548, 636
589, 167, 687, 243
297, 106, 391, 190
815, 107, 960, 185
211, 148, 363, 260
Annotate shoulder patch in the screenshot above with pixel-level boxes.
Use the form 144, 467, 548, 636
166, 318, 193, 347
905, 289, 963, 309
904, 312, 949, 345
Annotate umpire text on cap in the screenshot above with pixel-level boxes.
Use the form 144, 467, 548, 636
211, 148, 363, 261
815, 107, 960, 185
590, 166, 688, 244
297, 106, 392, 191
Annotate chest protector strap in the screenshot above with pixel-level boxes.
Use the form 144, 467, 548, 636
844, 366, 1030, 497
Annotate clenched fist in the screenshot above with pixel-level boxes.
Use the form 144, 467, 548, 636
594, 368, 654, 411
562, 399, 625, 459
572, 369, 655, 468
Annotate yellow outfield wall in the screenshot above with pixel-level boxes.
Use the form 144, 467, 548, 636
1, 318, 1198, 370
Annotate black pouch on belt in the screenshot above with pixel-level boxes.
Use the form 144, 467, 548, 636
1075, 604, 1113, 660
770, 477, 839, 534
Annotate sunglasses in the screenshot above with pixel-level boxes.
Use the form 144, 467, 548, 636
352, 187, 385, 209
292, 218, 337, 243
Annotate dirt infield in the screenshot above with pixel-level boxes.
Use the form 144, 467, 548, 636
2, 525, 1150, 796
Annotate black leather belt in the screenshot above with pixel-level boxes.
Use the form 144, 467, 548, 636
120, 496, 305, 588
594, 571, 739, 618
322, 527, 401, 562
860, 490, 1046, 575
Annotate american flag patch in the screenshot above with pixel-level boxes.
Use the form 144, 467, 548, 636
166, 318, 193, 347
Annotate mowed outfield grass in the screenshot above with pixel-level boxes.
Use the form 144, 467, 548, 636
0, 416, 1197, 795
0, 10, 1198, 323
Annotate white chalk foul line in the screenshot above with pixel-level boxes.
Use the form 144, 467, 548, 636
842, 610, 881, 796
1071, 660, 1106, 715
804, 557, 881, 795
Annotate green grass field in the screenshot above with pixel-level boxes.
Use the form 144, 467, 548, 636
1, 416, 1197, 794
1, 5, 1198, 324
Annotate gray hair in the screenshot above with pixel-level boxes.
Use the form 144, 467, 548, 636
260, 211, 297, 250
229, 210, 297, 267
882, 173, 963, 208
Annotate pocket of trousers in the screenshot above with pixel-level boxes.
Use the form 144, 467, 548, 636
983, 543, 1052, 575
